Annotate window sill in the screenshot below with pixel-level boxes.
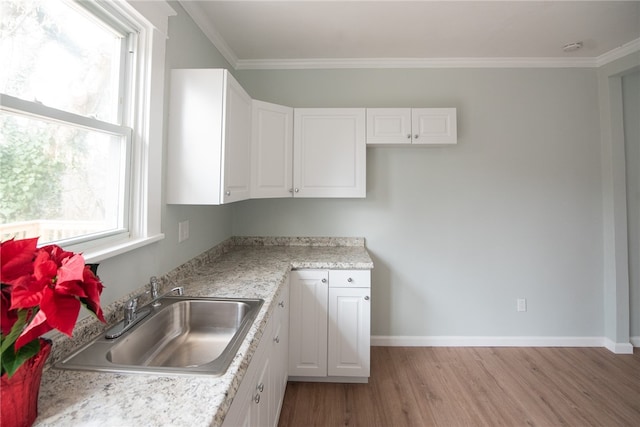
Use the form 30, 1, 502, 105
82, 234, 165, 263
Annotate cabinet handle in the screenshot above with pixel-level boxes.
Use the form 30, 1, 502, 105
407, 134, 411, 139
257, 383, 264, 393
278, 301, 285, 308
347, 278, 353, 283
274, 336, 280, 344
225, 190, 231, 196
364, 296, 370, 300
414, 134, 419, 139
254, 393, 260, 404
321, 278, 327, 283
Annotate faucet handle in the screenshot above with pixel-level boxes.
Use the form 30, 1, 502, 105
126, 296, 138, 310
150, 276, 160, 297
124, 297, 139, 324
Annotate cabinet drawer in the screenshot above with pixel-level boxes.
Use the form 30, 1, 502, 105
329, 270, 370, 288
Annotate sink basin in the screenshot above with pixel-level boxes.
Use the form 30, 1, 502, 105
56, 296, 264, 376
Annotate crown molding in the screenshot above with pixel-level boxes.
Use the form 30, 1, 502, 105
178, 0, 238, 68
235, 56, 600, 70
596, 38, 640, 67
178, 0, 639, 71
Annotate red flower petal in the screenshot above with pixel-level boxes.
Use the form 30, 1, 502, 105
9, 276, 46, 310
41, 244, 74, 265
39, 287, 80, 336
57, 253, 86, 284
0, 238, 38, 284
33, 251, 57, 283
15, 310, 51, 350
80, 267, 105, 322
55, 280, 87, 298
1, 288, 18, 334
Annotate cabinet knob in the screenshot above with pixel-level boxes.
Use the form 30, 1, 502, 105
347, 278, 353, 283
289, 188, 293, 193
274, 336, 280, 344
257, 383, 264, 393
225, 190, 231, 196
407, 134, 411, 139
364, 296, 370, 300
321, 278, 327, 283
254, 393, 261, 404
278, 301, 285, 308
294, 188, 299, 193
414, 134, 419, 139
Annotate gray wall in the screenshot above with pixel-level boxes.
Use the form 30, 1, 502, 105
623, 71, 640, 338
87, 4, 634, 343
232, 68, 604, 338
85, 2, 233, 307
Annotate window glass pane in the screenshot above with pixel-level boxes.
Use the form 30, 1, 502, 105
0, 0, 123, 123
0, 111, 128, 244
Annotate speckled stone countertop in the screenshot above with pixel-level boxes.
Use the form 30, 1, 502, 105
34, 237, 373, 427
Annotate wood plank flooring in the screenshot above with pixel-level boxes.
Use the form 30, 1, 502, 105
278, 346, 640, 427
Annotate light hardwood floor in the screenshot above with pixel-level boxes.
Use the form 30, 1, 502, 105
278, 346, 640, 426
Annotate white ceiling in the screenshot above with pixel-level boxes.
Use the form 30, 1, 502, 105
178, 1, 640, 69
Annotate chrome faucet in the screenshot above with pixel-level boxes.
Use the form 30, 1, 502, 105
124, 297, 139, 325
105, 295, 151, 339
150, 276, 160, 299
150, 276, 161, 307
149, 276, 185, 307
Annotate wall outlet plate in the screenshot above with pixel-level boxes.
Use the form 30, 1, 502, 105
178, 220, 189, 243
517, 298, 527, 312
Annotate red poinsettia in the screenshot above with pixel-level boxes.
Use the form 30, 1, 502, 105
0, 238, 106, 377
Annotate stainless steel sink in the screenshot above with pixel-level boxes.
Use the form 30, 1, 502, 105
56, 296, 264, 376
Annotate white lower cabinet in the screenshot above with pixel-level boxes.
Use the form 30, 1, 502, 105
288, 270, 328, 377
289, 269, 371, 382
223, 281, 289, 427
328, 287, 371, 377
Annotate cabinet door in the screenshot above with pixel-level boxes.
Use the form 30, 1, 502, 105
328, 287, 371, 377
254, 352, 272, 427
167, 69, 225, 204
411, 108, 457, 145
251, 100, 294, 199
366, 108, 411, 145
289, 270, 328, 377
222, 73, 252, 203
224, 302, 275, 427
293, 108, 366, 198
272, 281, 290, 425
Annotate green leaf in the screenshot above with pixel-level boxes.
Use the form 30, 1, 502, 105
1, 339, 40, 378
0, 309, 28, 354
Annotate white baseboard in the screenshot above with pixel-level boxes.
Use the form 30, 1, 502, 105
631, 336, 640, 347
604, 338, 635, 354
371, 335, 605, 348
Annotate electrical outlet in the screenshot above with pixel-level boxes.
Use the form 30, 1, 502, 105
178, 220, 190, 243
517, 298, 527, 312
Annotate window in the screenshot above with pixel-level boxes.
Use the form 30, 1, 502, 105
0, 0, 173, 261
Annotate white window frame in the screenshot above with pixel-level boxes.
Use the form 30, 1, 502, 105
79, 0, 175, 262
0, 0, 174, 262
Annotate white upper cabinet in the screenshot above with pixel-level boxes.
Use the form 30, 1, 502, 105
412, 108, 457, 145
294, 108, 366, 198
366, 108, 457, 146
251, 100, 294, 199
167, 69, 251, 205
366, 108, 412, 145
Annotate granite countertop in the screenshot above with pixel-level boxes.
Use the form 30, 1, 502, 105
34, 238, 373, 427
